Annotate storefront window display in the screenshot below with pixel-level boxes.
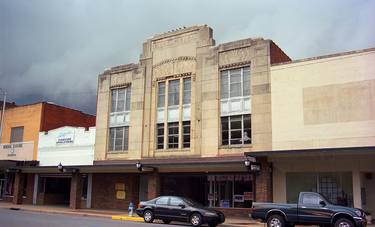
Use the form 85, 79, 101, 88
208, 174, 253, 208
286, 172, 353, 206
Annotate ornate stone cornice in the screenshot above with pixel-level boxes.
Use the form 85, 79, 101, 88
110, 82, 131, 89
153, 56, 196, 68
103, 63, 139, 75
219, 60, 251, 70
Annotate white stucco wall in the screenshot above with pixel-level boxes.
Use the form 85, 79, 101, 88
38, 126, 95, 166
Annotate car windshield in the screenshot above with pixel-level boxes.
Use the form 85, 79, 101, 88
182, 198, 204, 207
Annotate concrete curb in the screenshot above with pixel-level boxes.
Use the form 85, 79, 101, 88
112, 215, 143, 222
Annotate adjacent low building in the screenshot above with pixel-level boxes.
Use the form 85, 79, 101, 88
0, 102, 95, 205
246, 48, 375, 216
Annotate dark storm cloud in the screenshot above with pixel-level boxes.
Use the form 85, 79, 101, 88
1, 0, 374, 114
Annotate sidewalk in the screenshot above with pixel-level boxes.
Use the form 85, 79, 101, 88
0, 201, 258, 226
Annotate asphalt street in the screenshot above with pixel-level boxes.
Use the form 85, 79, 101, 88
0, 208, 197, 227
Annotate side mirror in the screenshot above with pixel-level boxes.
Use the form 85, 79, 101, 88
319, 201, 326, 207
178, 203, 186, 209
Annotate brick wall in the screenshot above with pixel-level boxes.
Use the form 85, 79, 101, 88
91, 173, 139, 210
255, 157, 273, 202
270, 41, 291, 65
40, 102, 96, 132
22, 173, 35, 204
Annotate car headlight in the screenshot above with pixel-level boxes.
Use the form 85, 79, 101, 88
354, 209, 362, 217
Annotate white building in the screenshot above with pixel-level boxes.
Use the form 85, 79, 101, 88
38, 126, 95, 166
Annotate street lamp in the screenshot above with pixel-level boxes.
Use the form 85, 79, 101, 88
58, 162, 64, 172
135, 161, 142, 172
135, 161, 157, 172
0, 88, 7, 143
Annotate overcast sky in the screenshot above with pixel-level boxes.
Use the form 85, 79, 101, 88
1, 0, 374, 114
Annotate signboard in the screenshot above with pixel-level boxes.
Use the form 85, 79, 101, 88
233, 194, 245, 202
116, 190, 126, 200
244, 192, 253, 201
56, 129, 75, 144
115, 183, 125, 191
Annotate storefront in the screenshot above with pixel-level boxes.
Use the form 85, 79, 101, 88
159, 173, 253, 208
246, 147, 375, 219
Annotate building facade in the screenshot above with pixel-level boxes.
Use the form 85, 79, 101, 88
246, 48, 375, 216
0, 102, 95, 205
93, 25, 290, 213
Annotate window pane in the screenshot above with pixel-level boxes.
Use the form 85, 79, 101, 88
243, 115, 251, 144
115, 127, 124, 150
168, 80, 179, 106
156, 197, 169, 205
183, 121, 190, 148
109, 128, 115, 151
158, 82, 165, 108
243, 68, 250, 96
117, 88, 125, 112
111, 90, 117, 112
230, 115, 242, 145
183, 78, 191, 104
168, 122, 179, 149
230, 71, 242, 98
125, 87, 131, 111
123, 127, 129, 150
221, 117, 229, 145
220, 71, 229, 99
157, 123, 164, 149
170, 197, 183, 206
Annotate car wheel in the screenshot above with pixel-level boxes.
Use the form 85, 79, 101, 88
334, 218, 354, 227
267, 215, 285, 227
190, 213, 203, 226
162, 219, 171, 224
143, 210, 154, 223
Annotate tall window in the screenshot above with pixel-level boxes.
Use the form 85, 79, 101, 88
220, 67, 251, 146
10, 126, 24, 143
109, 86, 131, 152
156, 77, 191, 150
168, 80, 179, 106
109, 126, 129, 151
221, 115, 251, 145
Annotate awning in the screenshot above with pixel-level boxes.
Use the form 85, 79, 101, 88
245, 146, 375, 158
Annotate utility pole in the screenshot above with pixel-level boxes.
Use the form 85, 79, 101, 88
0, 88, 6, 143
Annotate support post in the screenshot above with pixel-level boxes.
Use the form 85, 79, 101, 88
147, 172, 160, 200
70, 171, 82, 209
13, 172, 24, 205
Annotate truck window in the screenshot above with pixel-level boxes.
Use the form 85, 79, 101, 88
301, 193, 320, 205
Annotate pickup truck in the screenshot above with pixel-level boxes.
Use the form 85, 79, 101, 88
251, 192, 366, 227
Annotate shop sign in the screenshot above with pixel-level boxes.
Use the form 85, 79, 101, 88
116, 190, 126, 200
244, 192, 253, 200
56, 129, 74, 144
233, 194, 245, 202
208, 174, 253, 182
115, 183, 125, 191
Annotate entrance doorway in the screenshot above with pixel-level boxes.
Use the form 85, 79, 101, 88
160, 175, 209, 206
38, 176, 71, 206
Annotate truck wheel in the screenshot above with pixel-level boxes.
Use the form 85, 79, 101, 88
334, 218, 354, 227
267, 215, 285, 227
143, 210, 154, 223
